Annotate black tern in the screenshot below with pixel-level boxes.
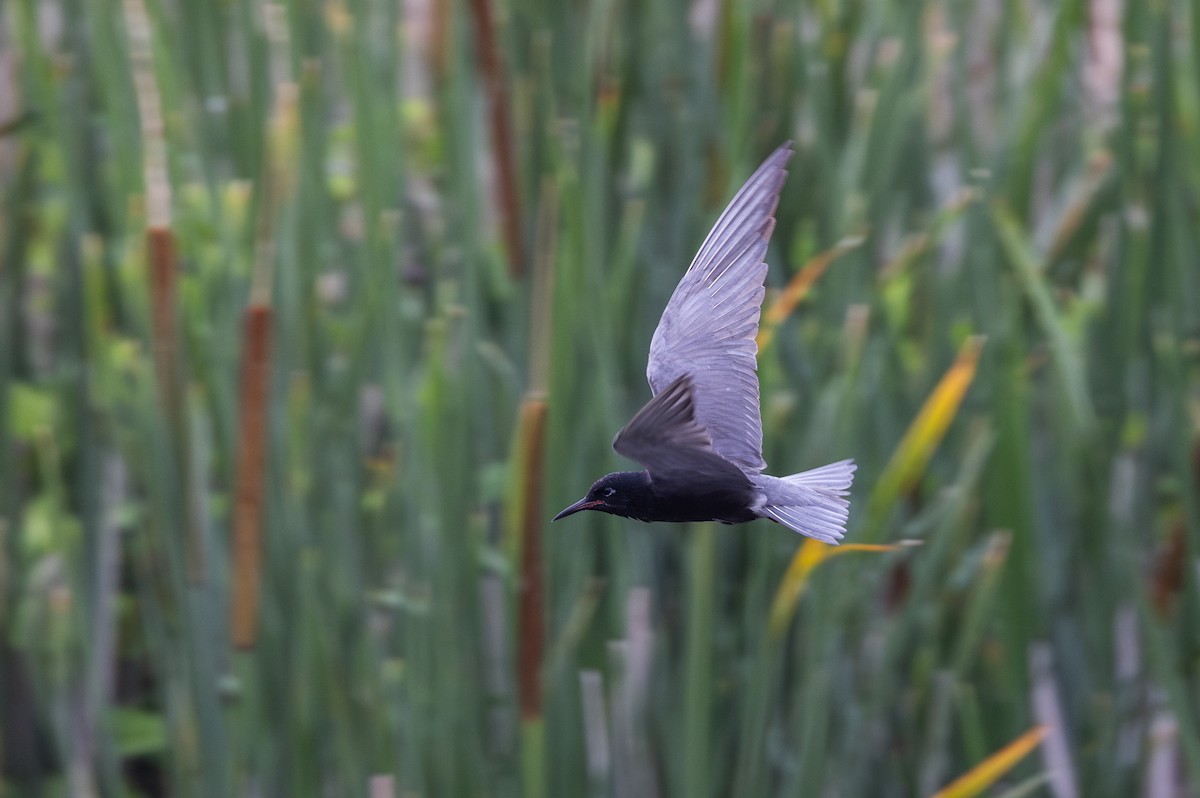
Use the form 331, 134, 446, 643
553, 142, 855, 543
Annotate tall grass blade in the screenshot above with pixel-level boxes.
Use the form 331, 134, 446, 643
1029, 646, 1079, 798
990, 204, 1095, 432
682, 524, 716, 797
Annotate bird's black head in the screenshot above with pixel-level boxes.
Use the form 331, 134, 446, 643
553, 471, 652, 521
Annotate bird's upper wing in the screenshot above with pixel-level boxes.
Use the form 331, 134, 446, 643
613, 375, 752, 488
645, 142, 792, 474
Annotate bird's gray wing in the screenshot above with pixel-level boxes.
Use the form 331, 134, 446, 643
645, 141, 792, 474
613, 375, 752, 488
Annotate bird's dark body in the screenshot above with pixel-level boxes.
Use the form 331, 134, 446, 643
590, 471, 758, 525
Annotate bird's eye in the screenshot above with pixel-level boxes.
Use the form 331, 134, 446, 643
603, 487, 616, 498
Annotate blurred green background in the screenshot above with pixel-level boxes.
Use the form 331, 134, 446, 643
2, 0, 1198, 795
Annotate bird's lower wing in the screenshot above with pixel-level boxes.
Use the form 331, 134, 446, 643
613, 375, 751, 488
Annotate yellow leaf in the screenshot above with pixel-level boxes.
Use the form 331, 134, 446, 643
767, 539, 909, 638
932, 725, 1047, 798
757, 236, 863, 353
863, 334, 985, 540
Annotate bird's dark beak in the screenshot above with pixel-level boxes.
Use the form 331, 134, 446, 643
553, 497, 602, 521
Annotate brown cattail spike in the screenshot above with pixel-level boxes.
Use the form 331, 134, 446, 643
231, 305, 273, 649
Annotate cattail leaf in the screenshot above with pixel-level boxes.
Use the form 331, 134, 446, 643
863, 335, 985, 541
768, 540, 914, 638
931, 725, 1047, 798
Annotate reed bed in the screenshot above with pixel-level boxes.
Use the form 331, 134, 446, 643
1, 0, 1198, 796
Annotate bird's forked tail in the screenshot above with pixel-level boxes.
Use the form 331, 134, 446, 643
753, 459, 856, 544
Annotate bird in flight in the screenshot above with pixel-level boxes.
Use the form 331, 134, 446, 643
553, 142, 855, 543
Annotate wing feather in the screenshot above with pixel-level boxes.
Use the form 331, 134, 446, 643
646, 142, 792, 474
